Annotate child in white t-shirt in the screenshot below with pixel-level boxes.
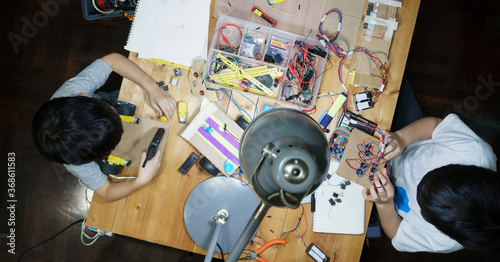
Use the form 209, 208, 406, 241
362, 79, 499, 253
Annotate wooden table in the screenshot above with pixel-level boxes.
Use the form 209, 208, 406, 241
86, 1, 420, 261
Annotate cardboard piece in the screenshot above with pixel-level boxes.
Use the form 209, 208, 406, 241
336, 128, 382, 188
351, 0, 401, 89
112, 117, 170, 168
325, 0, 366, 52
213, 0, 328, 37
189, 59, 218, 102
181, 98, 244, 173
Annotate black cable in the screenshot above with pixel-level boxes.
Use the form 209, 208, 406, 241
217, 243, 225, 262
17, 219, 84, 262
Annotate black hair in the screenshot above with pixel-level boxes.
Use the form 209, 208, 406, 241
417, 164, 500, 252
32, 96, 123, 165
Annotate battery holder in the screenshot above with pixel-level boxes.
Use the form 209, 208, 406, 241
354, 91, 373, 111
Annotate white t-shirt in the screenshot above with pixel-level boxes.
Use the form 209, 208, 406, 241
390, 114, 497, 253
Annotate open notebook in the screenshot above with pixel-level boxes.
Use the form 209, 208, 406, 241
313, 161, 365, 234
125, 0, 211, 67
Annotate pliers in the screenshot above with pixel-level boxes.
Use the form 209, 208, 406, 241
241, 239, 286, 262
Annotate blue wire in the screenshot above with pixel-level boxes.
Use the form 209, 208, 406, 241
233, 90, 259, 119
371, 51, 391, 65
364, 52, 372, 75
222, 89, 253, 121
295, 221, 308, 248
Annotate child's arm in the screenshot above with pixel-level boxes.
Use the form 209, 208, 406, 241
101, 53, 176, 120
383, 117, 443, 160
94, 148, 162, 202
362, 168, 402, 239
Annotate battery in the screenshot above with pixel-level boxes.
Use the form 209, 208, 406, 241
306, 243, 330, 262
354, 91, 373, 111
171, 76, 179, 86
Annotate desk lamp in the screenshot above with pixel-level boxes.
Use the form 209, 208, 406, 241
184, 176, 259, 262
226, 108, 330, 262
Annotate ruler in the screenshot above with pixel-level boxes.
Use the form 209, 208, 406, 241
211, 66, 268, 81
211, 68, 283, 82
216, 82, 273, 97
145, 58, 191, 70
216, 53, 275, 97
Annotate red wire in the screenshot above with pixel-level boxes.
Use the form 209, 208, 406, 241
301, 204, 308, 239
179, 153, 200, 172
217, 23, 242, 49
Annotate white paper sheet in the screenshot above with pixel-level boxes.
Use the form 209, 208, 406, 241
312, 161, 365, 234
125, 0, 211, 67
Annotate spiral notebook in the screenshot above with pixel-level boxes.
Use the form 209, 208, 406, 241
124, 0, 211, 67
312, 161, 365, 234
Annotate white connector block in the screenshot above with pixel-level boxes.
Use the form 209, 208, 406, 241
88, 227, 113, 237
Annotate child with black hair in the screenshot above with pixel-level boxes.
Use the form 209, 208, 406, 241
362, 80, 498, 253
32, 53, 176, 202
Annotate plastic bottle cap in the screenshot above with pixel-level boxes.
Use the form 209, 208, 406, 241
224, 163, 234, 173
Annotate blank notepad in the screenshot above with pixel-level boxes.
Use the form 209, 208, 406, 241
313, 161, 365, 234
125, 0, 211, 67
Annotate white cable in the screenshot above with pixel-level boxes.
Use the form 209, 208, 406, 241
108, 174, 136, 179
80, 186, 103, 246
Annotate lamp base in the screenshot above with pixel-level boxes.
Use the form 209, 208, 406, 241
184, 176, 259, 253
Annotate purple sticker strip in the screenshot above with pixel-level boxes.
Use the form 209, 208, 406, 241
197, 126, 238, 162
205, 117, 240, 149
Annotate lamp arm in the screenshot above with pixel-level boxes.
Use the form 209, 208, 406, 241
225, 202, 271, 262
248, 143, 276, 182
204, 209, 229, 262
204, 222, 224, 262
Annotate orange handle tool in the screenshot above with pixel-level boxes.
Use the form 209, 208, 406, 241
255, 239, 286, 254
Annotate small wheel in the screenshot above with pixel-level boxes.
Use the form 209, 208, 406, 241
199, 157, 220, 177
236, 115, 250, 130
98, 160, 123, 175
114, 101, 136, 116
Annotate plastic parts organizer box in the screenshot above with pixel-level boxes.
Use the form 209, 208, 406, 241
203, 16, 329, 111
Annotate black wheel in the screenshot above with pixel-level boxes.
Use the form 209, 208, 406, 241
98, 160, 123, 175
199, 157, 220, 177
114, 101, 136, 116
236, 115, 250, 130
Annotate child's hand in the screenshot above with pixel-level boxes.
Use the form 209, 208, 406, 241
147, 88, 176, 120
136, 148, 163, 186
362, 168, 394, 206
381, 130, 406, 161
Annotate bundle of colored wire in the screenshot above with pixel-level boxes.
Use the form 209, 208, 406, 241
317, 9, 346, 58
287, 41, 320, 102
316, 9, 392, 187
317, 9, 390, 94
343, 121, 391, 187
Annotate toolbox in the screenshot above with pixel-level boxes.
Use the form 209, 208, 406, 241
204, 15, 328, 111
81, 0, 136, 21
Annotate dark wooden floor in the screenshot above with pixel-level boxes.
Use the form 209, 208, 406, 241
1, 0, 498, 261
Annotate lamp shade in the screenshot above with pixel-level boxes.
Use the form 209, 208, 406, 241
239, 108, 330, 207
